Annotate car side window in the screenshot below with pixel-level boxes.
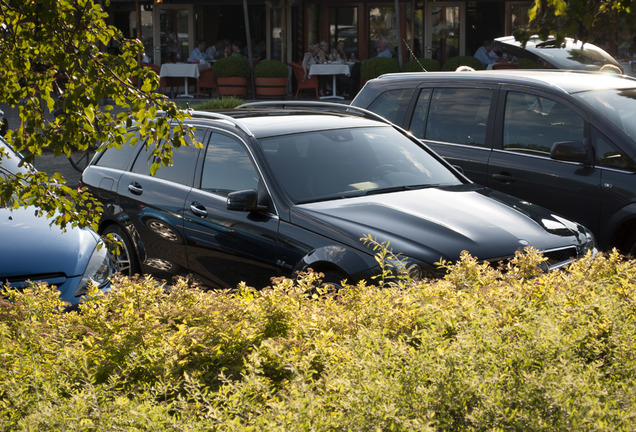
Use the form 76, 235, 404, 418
130, 128, 206, 186
200, 133, 259, 197
422, 88, 492, 147
94, 130, 146, 170
366, 88, 414, 124
592, 126, 636, 171
503, 91, 584, 156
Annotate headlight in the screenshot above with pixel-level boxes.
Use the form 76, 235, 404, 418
580, 226, 597, 257
75, 241, 113, 297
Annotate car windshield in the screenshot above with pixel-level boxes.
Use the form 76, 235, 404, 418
573, 88, 636, 143
258, 125, 463, 203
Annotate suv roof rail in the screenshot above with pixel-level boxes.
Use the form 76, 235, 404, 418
236, 101, 394, 126
187, 110, 254, 137
156, 109, 254, 137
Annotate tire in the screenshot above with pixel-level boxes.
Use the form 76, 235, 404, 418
103, 224, 139, 276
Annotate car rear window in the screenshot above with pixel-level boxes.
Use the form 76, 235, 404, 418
366, 88, 414, 124
412, 87, 492, 147
93, 130, 145, 170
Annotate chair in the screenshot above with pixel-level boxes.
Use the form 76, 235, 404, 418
196, 66, 217, 98
141, 62, 175, 95
291, 62, 319, 99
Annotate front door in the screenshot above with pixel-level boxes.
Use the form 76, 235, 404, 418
153, 4, 194, 65
425, 2, 465, 64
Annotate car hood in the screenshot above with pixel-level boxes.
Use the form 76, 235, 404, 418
0, 206, 99, 279
292, 184, 586, 263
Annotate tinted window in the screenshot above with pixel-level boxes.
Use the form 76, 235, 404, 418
408, 89, 432, 139
503, 91, 584, 156
367, 88, 414, 124
94, 130, 146, 170
423, 88, 491, 146
131, 129, 205, 186
592, 126, 636, 171
0, 139, 30, 177
574, 88, 636, 143
200, 133, 259, 196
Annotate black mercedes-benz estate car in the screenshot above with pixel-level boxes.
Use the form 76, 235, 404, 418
351, 70, 636, 254
80, 102, 595, 289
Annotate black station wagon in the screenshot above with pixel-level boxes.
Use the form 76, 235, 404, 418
351, 70, 636, 255
81, 103, 595, 289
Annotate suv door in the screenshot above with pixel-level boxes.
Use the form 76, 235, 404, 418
116, 129, 206, 281
488, 88, 602, 235
406, 85, 497, 185
183, 131, 280, 289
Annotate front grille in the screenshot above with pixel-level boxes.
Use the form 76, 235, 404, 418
542, 247, 578, 270
1, 273, 67, 289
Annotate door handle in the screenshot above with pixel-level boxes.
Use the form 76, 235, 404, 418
128, 182, 143, 195
190, 202, 208, 218
491, 173, 516, 184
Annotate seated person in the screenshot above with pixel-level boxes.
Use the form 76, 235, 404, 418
474, 40, 500, 68
188, 40, 212, 63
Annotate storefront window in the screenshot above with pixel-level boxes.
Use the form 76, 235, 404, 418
369, 6, 398, 59
329, 6, 359, 59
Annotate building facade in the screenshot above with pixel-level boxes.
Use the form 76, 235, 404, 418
106, 0, 534, 67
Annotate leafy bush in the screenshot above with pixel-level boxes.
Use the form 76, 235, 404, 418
442, 55, 485, 71
254, 59, 289, 78
2, 249, 636, 430
360, 56, 400, 79
190, 97, 245, 110
213, 56, 251, 78
402, 58, 441, 72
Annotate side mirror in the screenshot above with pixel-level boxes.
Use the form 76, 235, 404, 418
227, 189, 263, 212
550, 141, 593, 165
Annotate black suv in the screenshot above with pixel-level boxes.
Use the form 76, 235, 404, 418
81, 102, 595, 289
351, 70, 636, 254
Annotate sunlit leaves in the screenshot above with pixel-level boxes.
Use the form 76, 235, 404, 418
0, 0, 195, 229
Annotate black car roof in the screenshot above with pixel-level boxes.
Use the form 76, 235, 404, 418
366, 70, 636, 95
185, 103, 395, 139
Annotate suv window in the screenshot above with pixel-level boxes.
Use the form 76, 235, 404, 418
366, 88, 413, 124
592, 126, 636, 171
130, 129, 205, 186
95, 130, 145, 170
200, 133, 259, 196
413, 88, 492, 147
503, 91, 584, 156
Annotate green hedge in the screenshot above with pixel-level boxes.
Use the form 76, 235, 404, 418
442, 55, 485, 71
2, 249, 636, 430
360, 56, 400, 79
402, 58, 441, 72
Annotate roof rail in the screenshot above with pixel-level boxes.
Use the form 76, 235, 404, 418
188, 110, 254, 137
156, 109, 254, 137
235, 101, 393, 126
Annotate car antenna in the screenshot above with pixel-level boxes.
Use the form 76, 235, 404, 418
403, 39, 427, 72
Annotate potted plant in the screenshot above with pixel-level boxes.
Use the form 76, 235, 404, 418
213, 56, 251, 97
402, 58, 441, 72
254, 59, 289, 98
441, 56, 484, 71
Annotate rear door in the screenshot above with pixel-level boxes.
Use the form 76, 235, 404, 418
406, 84, 497, 185
183, 131, 281, 289
487, 88, 602, 234
116, 128, 206, 281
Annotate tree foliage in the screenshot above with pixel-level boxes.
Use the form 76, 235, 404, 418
517, 0, 636, 48
0, 0, 194, 230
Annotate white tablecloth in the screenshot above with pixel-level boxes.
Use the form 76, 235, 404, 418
308, 63, 351, 77
159, 63, 201, 80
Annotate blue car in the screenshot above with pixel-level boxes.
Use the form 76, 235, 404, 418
0, 138, 113, 308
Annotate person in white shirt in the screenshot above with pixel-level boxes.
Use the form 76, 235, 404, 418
474, 40, 500, 68
188, 40, 212, 63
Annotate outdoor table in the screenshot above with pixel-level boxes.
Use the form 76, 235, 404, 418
159, 63, 201, 98
309, 63, 351, 100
